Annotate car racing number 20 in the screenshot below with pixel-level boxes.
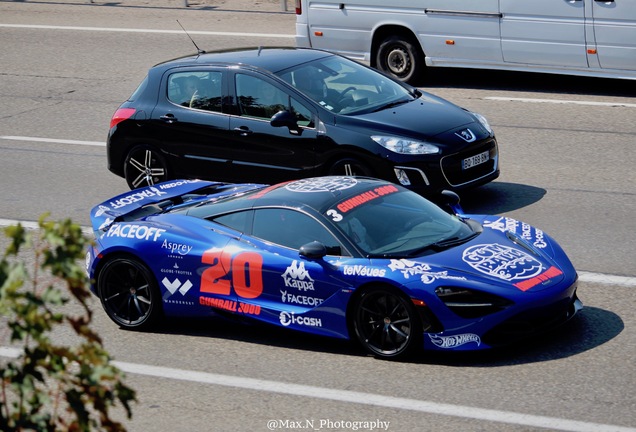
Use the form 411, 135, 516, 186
200, 249, 264, 300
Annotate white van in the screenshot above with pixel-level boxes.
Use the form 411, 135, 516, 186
295, 0, 636, 84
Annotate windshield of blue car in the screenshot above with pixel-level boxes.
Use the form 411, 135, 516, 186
330, 188, 475, 257
276, 55, 415, 115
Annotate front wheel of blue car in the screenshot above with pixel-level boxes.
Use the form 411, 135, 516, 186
352, 287, 422, 360
97, 257, 162, 330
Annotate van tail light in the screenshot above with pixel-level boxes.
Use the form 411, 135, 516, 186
295, 0, 302, 14
109, 108, 136, 129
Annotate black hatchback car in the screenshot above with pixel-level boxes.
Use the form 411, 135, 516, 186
107, 47, 499, 194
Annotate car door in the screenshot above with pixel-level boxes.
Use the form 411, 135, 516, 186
500, 0, 589, 68
148, 68, 233, 179
227, 72, 320, 184
591, 0, 636, 71
245, 208, 350, 325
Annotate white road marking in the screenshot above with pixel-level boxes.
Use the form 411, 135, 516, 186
0, 136, 105, 146
485, 97, 636, 108
0, 23, 294, 39
0, 346, 633, 432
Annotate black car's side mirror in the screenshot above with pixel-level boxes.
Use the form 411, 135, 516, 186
270, 110, 302, 135
299, 241, 327, 259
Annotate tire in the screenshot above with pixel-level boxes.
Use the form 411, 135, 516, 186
124, 145, 170, 190
97, 256, 162, 330
327, 158, 373, 177
352, 286, 422, 360
376, 35, 425, 85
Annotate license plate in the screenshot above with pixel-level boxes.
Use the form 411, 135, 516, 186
463, 151, 489, 170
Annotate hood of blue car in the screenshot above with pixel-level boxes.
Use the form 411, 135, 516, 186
384, 220, 566, 293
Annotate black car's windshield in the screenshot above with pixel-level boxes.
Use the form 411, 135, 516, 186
276, 55, 415, 115
331, 187, 475, 257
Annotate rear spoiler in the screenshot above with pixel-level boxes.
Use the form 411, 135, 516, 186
89, 179, 224, 233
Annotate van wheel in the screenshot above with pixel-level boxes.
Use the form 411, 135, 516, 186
376, 35, 425, 85
124, 145, 170, 189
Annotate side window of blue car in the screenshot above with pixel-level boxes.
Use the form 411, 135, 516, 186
251, 208, 347, 256
167, 71, 223, 112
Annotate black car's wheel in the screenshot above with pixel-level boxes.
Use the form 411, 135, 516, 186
328, 158, 373, 177
376, 35, 425, 85
124, 145, 170, 190
97, 256, 162, 330
352, 286, 422, 360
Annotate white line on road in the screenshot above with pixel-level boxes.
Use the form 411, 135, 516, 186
0, 346, 633, 432
485, 97, 636, 108
0, 136, 105, 146
0, 23, 294, 39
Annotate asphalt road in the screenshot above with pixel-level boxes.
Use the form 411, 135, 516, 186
0, 1, 635, 431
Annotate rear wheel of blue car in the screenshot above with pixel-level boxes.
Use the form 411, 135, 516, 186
352, 287, 422, 360
97, 257, 162, 330
124, 145, 170, 190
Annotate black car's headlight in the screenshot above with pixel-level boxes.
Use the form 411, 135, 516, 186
371, 136, 440, 155
435, 286, 513, 318
470, 111, 493, 136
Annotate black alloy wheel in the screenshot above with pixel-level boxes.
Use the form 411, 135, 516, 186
353, 287, 422, 359
124, 145, 170, 189
97, 257, 161, 330
376, 35, 425, 85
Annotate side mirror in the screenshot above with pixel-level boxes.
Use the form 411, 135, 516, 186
299, 241, 327, 259
270, 110, 302, 135
439, 190, 464, 215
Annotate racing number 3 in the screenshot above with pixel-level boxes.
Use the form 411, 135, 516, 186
200, 249, 263, 299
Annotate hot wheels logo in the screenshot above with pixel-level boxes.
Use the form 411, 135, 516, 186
429, 333, 481, 349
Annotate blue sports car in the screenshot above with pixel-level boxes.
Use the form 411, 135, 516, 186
87, 176, 581, 359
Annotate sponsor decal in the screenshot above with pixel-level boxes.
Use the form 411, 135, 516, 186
342, 265, 386, 277
285, 176, 357, 193
455, 128, 476, 143
280, 290, 324, 306
109, 186, 167, 209
336, 185, 398, 213
200, 250, 264, 299
98, 217, 114, 231
462, 243, 544, 282
162, 277, 194, 305
388, 259, 466, 283
513, 266, 563, 291
105, 224, 165, 241
484, 217, 547, 249
156, 179, 200, 189
160, 262, 192, 276
198, 297, 261, 315
94, 204, 110, 217
279, 311, 322, 327
429, 333, 481, 349
281, 260, 315, 291
161, 239, 193, 256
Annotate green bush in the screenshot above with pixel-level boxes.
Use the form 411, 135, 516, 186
0, 215, 136, 431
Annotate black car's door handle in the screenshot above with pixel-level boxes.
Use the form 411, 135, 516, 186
233, 126, 253, 136
160, 114, 177, 123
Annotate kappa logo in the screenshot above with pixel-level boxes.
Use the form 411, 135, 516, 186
281, 260, 315, 291
455, 128, 476, 142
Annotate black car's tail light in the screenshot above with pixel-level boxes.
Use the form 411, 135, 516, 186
109, 108, 136, 129
435, 286, 513, 318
